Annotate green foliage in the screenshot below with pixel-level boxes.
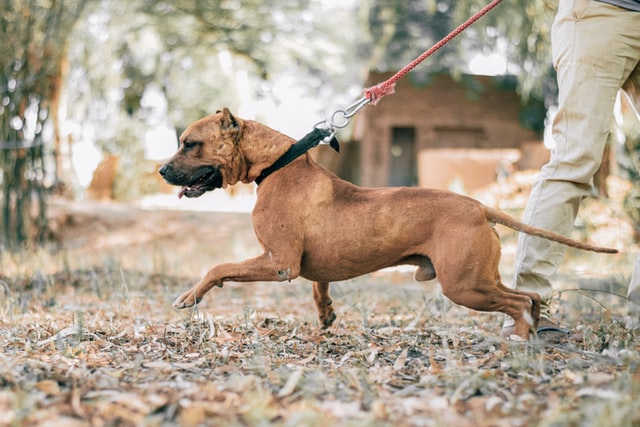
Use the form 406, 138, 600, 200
361, 0, 558, 102
63, 0, 362, 202
66, 0, 361, 130
453, 0, 556, 99
359, 0, 456, 74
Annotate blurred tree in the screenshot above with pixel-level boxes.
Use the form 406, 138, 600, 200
359, 0, 557, 102
137, 0, 364, 121
64, 0, 361, 127
0, 0, 86, 248
360, 0, 455, 75
63, 0, 362, 200
453, 0, 557, 101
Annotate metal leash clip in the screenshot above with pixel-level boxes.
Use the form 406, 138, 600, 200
315, 96, 371, 145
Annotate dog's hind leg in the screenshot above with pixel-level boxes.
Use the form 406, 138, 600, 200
313, 281, 336, 328
499, 284, 541, 337
433, 231, 540, 340
441, 277, 540, 340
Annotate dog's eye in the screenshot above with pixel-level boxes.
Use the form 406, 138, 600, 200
182, 141, 200, 151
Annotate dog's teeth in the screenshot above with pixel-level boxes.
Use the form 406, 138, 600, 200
178, 187, 187, 199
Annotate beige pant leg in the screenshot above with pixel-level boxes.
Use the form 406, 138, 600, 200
508, 1, 640, 324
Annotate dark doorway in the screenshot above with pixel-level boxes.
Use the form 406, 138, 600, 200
389, 127, 417, 186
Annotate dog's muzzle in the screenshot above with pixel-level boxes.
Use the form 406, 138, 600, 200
159, 163, 223, 199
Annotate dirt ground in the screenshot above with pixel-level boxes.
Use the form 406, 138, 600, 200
1, 178, 639, 426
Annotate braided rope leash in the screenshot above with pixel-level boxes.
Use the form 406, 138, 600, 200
363, 0, 504, 105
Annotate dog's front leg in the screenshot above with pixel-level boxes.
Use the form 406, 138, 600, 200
312, 282, 336, 328
173, 253, 300, 308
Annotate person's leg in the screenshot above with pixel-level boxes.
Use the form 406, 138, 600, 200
504, 1, 640, 334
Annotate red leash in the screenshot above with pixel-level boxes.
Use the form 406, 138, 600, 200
363, 0, 504, 105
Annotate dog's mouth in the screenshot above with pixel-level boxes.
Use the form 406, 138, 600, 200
177, 168, 223, 199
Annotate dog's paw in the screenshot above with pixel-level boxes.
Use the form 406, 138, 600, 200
173, 289, 200, 309
320, 310, 337, 329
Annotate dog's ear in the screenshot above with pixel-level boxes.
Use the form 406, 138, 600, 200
220, 107, 242, 143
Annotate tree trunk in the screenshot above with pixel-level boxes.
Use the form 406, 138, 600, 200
50, 52, 70, 191
0, 0, 86, 249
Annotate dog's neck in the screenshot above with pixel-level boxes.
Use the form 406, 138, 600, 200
239, 121, 337, 185
254, 128, 335, 185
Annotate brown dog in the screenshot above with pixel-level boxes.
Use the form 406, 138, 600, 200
159, 108, 618, 340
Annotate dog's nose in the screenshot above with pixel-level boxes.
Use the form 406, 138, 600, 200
158, 164, 168, 177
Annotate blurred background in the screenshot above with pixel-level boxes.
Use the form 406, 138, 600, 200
0, 0, 638, 251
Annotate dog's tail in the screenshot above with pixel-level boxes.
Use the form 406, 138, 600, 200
483, 206, 618, 254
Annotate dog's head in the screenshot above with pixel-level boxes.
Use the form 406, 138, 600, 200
159, 108, 247, 198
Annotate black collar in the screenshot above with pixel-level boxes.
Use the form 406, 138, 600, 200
254, 128, 339, 185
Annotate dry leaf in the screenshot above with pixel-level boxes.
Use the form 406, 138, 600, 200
484, 395, 503, 413
278, 369, 304, 398
70, 386, 85, 418
293, 351, 316, 366
576, 388, 621, 399
37, 326, 80, 347
319, 400, 363, 418
35, 380, 61, 396
142, 360, 173, 371
179, 404, 207, 427
429, 349, 442, 374
586, 372, 615, 386
393, 348, 408, 371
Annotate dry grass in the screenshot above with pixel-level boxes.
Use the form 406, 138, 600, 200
1, 195, 639, 426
